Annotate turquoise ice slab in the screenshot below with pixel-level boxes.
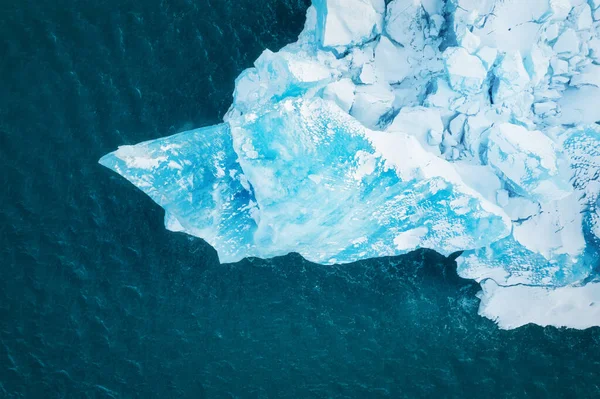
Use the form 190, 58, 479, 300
100, 97, 509, 265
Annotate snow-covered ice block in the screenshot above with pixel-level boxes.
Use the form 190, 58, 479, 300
477, 46, 498, 70
477, 280, 600, 330
322, 78, 356, 112
553, 29, 580, 56
503, 195, 540, 221
313, 0, 385, 49
571, 3, 593, 30
374, 36, 413, 84
492, 52, 531, 106
511, 194, 585, 260
557, 86, 600, 124
486, 123, 572, 203
454, 162, 502, 204
443, 47, 487, 94
233, 49, 333, 113
524, 45, 549, 86
457, 29, 481, 54
350, 83, 395, 129
570, 64, 600, 87
384, 0, 426, 49
386, 106, 444, 155
470, 0, 551, 53
549, 0, 572, 21
359, 63, 377, 84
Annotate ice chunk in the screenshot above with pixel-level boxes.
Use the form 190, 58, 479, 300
386, 106, 444, 155
571, 3, 593, 30
492, 51, 531, 107
443, 47, 487, 94
503, 196, 540, 221
384, 0, 426, 49
449, 114, 467, 139
550, 0, 572, 21
457, 29, 481, 54
553, 29, 580, 56
557, 86, 600, 124
233, 50, 333, 113
476, 46, 498, 71
374, 36, 412, 84
313, 0, 385, 49
472, 0, 551, 53
486, 123, 573, 203
421, 0, 444, 16
462, 113, 493, 161
428, 14, 445, 37
550, 57, 569, 75
496, 189, 510, 207
570, 64, 600, 87
358, 63, 377, 84
350, 83, 395, 129
454, 162, 502, 204
477, 280, 600, 330
523, 45, 549, 86
512, 194, 585, 260
393, 227, 428, 251
322, 78, 356, 112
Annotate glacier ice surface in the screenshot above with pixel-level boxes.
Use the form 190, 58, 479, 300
100, 0, 600, 330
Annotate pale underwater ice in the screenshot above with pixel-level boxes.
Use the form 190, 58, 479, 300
100, 0, 600, 330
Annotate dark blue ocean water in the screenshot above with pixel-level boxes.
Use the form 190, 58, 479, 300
1, 0, 600, 397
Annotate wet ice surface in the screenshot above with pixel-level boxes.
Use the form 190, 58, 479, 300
101, 0, 600, 329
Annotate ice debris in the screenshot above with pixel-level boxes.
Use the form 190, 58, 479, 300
100, 0, 600, 329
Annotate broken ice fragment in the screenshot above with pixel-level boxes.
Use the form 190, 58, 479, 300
486, 123, 572, 203
374, 36, 412, 84
492, 51, 531, 107
386, 106, 444, 155
443, 47, 487, 94
313, 0, 385, 49
322, 78, 356, 112
553, 29, 580, 56
350, 83, 395, 129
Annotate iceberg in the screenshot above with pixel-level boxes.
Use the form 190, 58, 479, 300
100, 0, 600, 329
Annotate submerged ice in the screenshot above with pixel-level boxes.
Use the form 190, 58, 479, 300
100, 0, 600, 329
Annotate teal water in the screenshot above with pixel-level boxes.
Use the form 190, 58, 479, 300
1, 0, 600, 397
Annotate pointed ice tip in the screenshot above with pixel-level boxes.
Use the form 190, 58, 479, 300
98, 152, 111, 166
98, 151, 119, 171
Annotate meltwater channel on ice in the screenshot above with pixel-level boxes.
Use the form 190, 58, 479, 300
100, 0, 600, 330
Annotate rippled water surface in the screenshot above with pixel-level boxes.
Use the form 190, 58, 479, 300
1, 0, 600, 397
